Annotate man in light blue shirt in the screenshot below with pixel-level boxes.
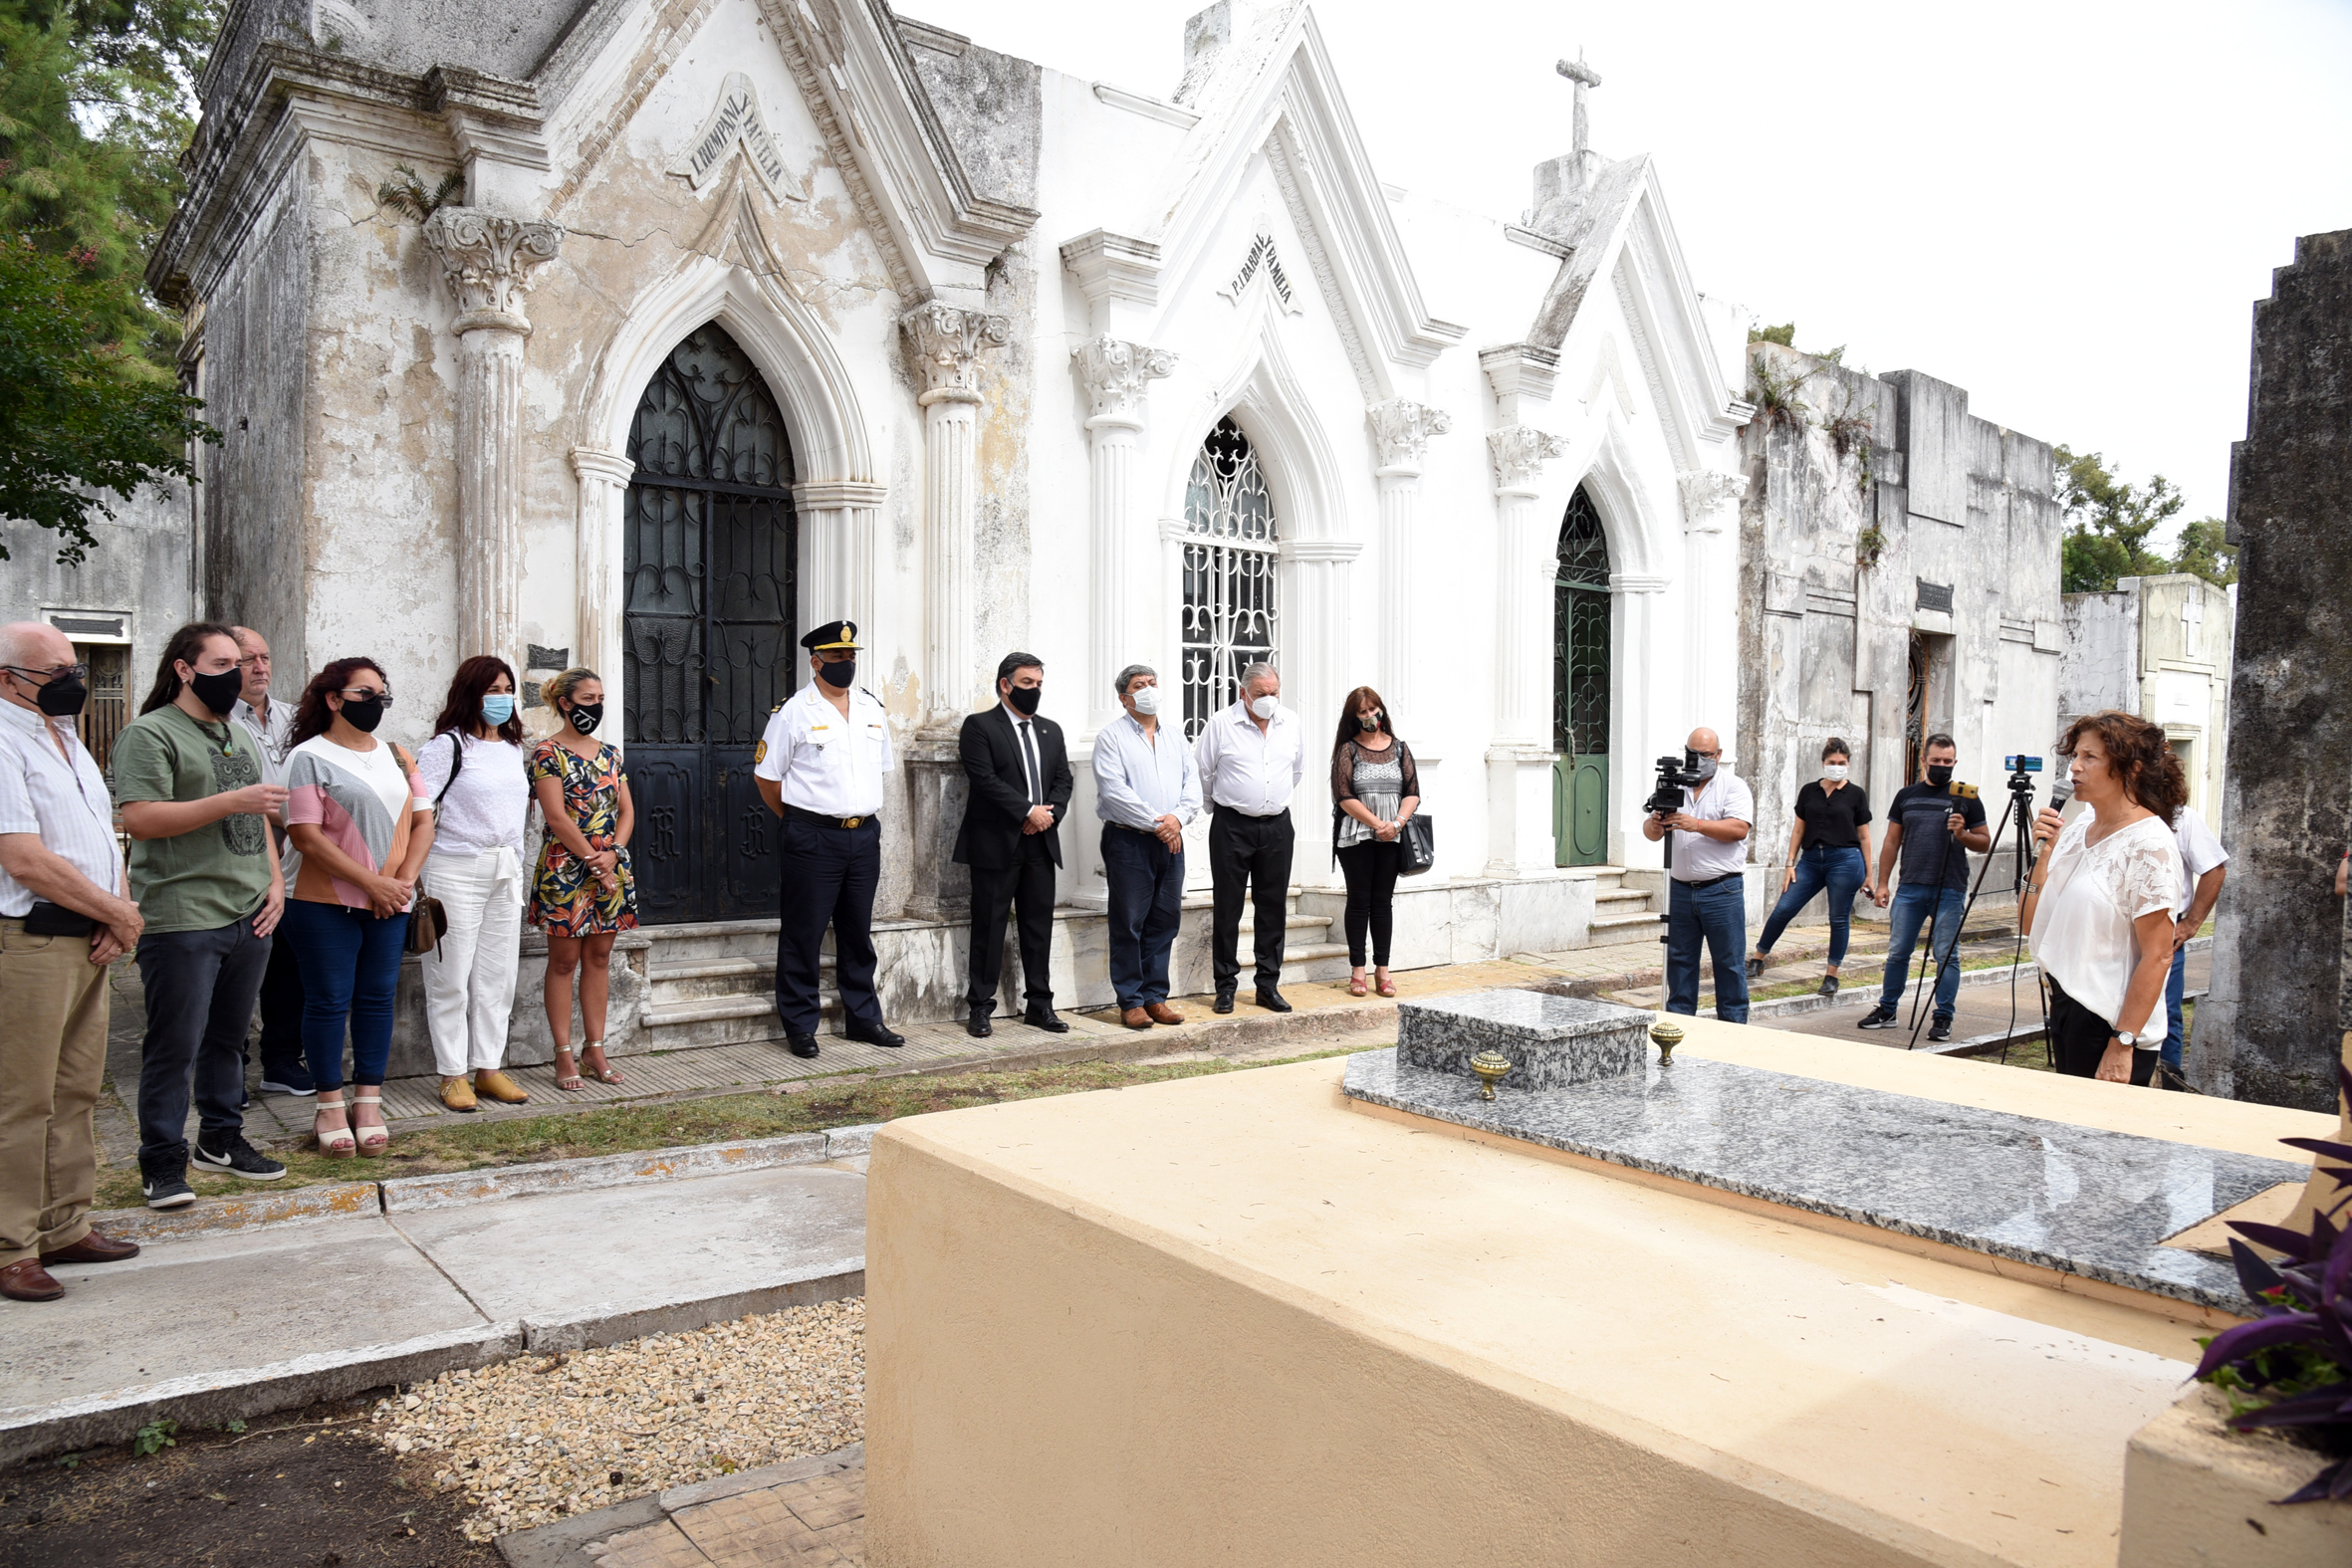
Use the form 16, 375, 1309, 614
1092, 664, 1200, 1028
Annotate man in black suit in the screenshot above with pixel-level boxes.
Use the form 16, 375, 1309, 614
953, 652, 1074, 1037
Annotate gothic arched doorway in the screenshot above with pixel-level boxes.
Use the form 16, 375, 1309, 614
1552, 486, 1611, 866
621, 323, 799, 924
1179, 416, 1280, 742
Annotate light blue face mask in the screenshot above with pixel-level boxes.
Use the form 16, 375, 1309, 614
481, 693, 517, 725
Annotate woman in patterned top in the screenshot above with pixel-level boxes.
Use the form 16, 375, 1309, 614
528, 668, 636, 1091
1329, 685, 1419, 999
281, 657, 434, 1156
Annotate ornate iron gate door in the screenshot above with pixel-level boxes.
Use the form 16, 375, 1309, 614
1552, 487, 1611, 867
621, 324, 798, 924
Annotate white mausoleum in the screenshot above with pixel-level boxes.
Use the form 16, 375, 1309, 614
153, 0, 1764, 1032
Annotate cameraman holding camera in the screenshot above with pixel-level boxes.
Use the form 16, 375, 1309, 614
1642, 727, 1755, 1023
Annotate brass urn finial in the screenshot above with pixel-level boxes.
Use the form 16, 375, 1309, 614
1469, 1049, 1513, 1101
1649, 1018, 1684, 1065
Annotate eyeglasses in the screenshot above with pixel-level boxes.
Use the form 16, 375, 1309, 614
335, 689, 393, 706
1, 663, 88, 683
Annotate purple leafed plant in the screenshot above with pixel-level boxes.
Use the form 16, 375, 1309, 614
2194, 1062, 2352, 1503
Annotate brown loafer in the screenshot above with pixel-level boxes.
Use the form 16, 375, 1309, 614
0, 1258, 64, 1301
41, 1230, 138, 1265
1145, 1003, 1185, 1025
1121, 1007, 1152, 1029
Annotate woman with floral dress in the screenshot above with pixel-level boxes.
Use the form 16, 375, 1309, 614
528, 668, 636, 1091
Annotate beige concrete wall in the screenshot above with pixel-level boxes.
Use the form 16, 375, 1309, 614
865, 1020, 2335, 1567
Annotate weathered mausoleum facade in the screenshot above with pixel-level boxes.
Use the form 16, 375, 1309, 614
149, 0, 2060, 1033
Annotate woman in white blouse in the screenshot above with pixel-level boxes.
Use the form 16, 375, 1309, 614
2023, 711, 2189, 1085
414, 657, 534, 1114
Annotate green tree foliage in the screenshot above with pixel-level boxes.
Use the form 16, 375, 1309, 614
2168, 516, 2238, 588
0, 238, 213, 561
2056, 444, 2184, 592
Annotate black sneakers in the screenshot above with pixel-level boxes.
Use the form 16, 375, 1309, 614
1928, 1018, 1954, 1043
1817, 975, 1840, 998
1747, 956, 1766, 981
1857, 1006, 1900, 1029
141, 1167, 196, 1210
192, 1134, 287, 1182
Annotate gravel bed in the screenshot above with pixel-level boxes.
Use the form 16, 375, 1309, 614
370, 1297, 864, 1540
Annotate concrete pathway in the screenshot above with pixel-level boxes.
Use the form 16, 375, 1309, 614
500, 1446, 865, 1567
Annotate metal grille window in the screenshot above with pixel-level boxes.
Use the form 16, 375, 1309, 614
1552, 487, 1611, 756
1180, 417, 1279, 742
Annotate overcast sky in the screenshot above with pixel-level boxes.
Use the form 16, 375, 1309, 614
910, 0, 2352, 539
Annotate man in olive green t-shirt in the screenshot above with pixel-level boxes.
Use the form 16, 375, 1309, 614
113, 623, 288, 1210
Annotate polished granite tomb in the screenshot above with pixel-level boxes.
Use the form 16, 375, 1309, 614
1396, 989, 1651, 1089
1343, 1047, 2308, 1316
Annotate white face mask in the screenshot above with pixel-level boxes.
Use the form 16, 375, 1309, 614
1129, 685, 1160, 716
1821, 763, 1849, 782
1249, 694, 1279, 721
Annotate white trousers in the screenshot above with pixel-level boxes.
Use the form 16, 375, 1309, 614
419, 847, 525, 1076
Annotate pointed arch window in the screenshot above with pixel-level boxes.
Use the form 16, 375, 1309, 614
1180, 417, 1280, 741
1553, 486, 1611, 757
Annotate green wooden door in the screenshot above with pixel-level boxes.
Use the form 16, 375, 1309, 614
1553, 488, 1612, 867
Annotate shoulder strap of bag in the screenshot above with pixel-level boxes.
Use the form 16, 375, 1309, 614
432, 731, 465, 805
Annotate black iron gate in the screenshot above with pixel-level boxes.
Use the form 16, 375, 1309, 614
621, 324, 798, 924
1552, 487, 1611, 866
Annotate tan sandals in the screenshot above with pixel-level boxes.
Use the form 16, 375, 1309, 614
315, 1097, 356, 1158
353, 1092, 388, 1155
554, 1043, 624, 1092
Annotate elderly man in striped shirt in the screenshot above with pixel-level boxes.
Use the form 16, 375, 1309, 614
0, 622, 147, 1302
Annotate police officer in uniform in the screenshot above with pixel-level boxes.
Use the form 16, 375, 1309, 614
753, 621, 904, 1059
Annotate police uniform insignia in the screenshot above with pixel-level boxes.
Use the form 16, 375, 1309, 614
755, 739, 768, 763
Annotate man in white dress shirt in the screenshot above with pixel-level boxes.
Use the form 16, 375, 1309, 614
753, 620, 904, 1060
2164, 802, 2228, 1081
1092, 664, 1201, 1028
1193, 661, 1304, 1014
1641, 726, 1755, 1023
0, 622, 147, 1301
229, 626, 311, 1099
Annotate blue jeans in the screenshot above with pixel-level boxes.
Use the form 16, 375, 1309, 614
2163, 945, 2188, 1070
1878, 884, 1965, 1020
1667, 875, 1749, 1023
278, 898, 410, 1090
1755, 845, 1868, 968
1102, 826, 1185, 1008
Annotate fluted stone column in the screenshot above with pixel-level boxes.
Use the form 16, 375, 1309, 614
902, 301, 1010, 732
423, 208, 563, 664
1073, 336, 1177, 731
1368, 399, 1450, 709
1487, 425, 1567, 877
570, 446, 633, 709
1678, 470, 1749, 740
795, 479, 890, 662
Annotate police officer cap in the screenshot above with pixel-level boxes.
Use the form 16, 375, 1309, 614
802, 620, 860, 653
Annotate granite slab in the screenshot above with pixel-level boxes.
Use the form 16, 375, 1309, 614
1396, 989, 1651, 1089
1342, 1047, 2307, 1316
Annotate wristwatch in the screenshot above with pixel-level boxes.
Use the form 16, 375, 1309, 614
2112, 1028, 2140, 1049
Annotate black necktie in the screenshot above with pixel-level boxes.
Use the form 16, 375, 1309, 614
1019, 721, 1042, 806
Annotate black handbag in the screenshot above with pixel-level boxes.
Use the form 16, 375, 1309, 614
1398, 813, 1435, 876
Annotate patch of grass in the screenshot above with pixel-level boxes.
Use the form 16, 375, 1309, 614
95, 1048, 1366, 1212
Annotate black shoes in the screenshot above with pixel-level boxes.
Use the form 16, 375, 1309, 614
1255, 987, 1292, 1013
1746, 956, 1766, 981
141, 1165, 195, 1211
1024, 1008, 1069, 1034
192, 1134, 286, 1182
1857, 1006, 1899, 1030
786, 1034, 822, 1059
966, 1008, 994, 1039
1928, 1017, 1954, 1043
846, 1023, 906, 1048
1212, 989, 1236, 1014
1817, 975, 1840, 998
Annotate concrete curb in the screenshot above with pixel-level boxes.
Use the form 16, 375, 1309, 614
498, 1443, 865, 1567
517, 1262, 866, 1353
378, 1131, 842, 1212
0, 1319, 527, 1468
80, 1181, 383, 1244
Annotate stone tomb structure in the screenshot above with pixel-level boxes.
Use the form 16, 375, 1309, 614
2059, 570, 2235, 827
148, 1, 2050, 1040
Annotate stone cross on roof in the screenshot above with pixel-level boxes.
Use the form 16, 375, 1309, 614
2181, 581, 2205, 654
1555, 50, 1601, 162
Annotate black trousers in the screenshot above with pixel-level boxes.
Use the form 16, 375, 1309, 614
775, 814, 883, 1037
252, 931, 308, 1081
2047, 975, 2157, 1086
968, 835, 1057, 1011
1209, 805, 1294, 991
135, 919, 270, 1174
1336, 839, 1403, 967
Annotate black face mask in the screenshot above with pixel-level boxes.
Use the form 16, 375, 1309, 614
1926, 764, 1954, 787
187, 666, 244, 720
1005, 684, 1041, 716
339, 695, 386, 734
32, 672, 87, 718
819, 658, 855, 690
569, 702, 603, 736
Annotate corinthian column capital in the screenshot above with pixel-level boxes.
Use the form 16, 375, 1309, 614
1072, 336, 1176, 428
422, 207, 564, 336
901, 300, 1011, 406
1677, 469, 1750, 533
1368, 398, 1452, 475
1488, 425, 1566, 495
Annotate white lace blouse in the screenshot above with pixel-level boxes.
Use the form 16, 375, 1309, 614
413, 732, 530, 863
2027, 811, 2183, 1027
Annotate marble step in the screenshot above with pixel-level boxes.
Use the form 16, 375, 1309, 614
1585, 911, 1667, 947
641, 917, 785, 962
638, 989, 838, 1047
649, 954, 827, 1004
1593, 887, 1654, 909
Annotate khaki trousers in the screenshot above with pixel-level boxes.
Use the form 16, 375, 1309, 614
0, 918, 110, 1266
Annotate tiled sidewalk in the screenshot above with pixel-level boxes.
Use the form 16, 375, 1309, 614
501, 1447, 863, 1568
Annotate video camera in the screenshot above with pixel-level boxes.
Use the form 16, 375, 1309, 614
1644, 751, 1707, 817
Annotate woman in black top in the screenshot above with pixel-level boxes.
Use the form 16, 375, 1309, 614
1748, 738, 1877, 997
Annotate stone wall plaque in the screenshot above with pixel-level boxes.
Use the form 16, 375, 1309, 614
670, 72, 805, 202
527, 644, 570, 671
1915, 578, 1954, 613
1396, 989, 1650, 1090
